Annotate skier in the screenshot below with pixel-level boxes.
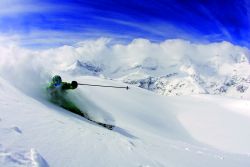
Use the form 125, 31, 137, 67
47, 75, 84, 116
47, 75, 114, 130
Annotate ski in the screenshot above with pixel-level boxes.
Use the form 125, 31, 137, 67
79, 112, 115, 130
90, 120, 115, 130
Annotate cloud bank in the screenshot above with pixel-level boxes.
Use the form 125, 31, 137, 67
0, 37, 249, 97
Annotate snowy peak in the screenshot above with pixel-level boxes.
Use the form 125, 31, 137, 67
74, 60, 84, 68
65, 60, 104, 75
119, 57, 250, 98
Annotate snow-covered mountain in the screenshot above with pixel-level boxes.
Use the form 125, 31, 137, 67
65, 60, 104, 76
120, 60, 250, 98
63, 40, 250, 99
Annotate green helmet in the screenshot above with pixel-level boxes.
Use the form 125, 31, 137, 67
52, 75, 62, 85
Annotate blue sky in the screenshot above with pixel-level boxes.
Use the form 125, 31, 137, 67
0, 0, 249, 47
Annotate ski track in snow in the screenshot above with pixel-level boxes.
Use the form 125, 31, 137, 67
0, 121, 48, 166
0, 145, 49, 167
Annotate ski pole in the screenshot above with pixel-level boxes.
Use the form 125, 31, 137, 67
78, 83, 129, 90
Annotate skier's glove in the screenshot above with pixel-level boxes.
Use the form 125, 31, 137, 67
71, 81, 78, 89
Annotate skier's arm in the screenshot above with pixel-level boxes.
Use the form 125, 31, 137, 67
62, 81, 78, 90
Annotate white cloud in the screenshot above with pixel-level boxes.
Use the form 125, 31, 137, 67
0, 1, 77, 17
0, 36, 249, 97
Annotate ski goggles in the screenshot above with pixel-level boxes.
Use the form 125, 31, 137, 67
54, 82, 61, 87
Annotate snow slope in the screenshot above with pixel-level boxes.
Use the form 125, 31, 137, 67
1, 75, 250, 167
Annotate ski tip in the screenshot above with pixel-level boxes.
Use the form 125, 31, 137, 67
96, 122, 115, 130
108, 126, 115, 130
102, 125, 114, 130
105, 125, 115, 130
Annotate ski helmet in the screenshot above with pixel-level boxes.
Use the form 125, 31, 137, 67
52, 75, 62, 85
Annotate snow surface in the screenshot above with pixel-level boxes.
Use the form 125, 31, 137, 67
0, 75, 250, 167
